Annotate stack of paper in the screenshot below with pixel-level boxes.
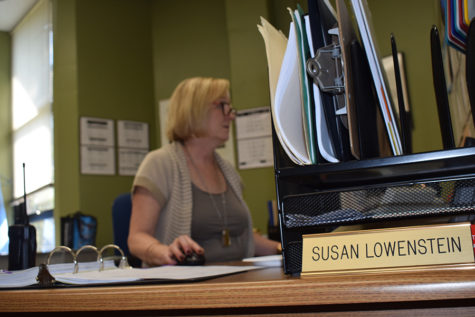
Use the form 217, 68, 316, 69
259, 10, 325, 165
258, 0, 405, 164
259, 17, 311, 165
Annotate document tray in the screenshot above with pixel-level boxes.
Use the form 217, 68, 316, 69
274, 144, 475, 275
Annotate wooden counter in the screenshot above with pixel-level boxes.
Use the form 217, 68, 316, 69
1, 264, 475, 315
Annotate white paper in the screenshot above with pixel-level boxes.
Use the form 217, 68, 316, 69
80, 145, 115, 175
117, 120, 149, 149
235, 107, 272, 139
274, 22, 310, 165
54, 265, 261, 285
237, 137, 274, 169
80, 117, 114, 146
242, 255, 283, 267
118, 148, 148, 176
235, 108, 273, 169
0, 261, 116, 288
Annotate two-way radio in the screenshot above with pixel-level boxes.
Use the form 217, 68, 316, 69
8, 163, 37, 270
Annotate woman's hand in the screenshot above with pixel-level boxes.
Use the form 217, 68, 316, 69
145, 235, 204, 266
168, 235, 205, 262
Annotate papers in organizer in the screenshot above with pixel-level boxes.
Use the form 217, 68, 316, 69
257, 17, 287, 112
290, 7, 317, 165
351, 0, 402, 156
304, 14, 338, 163
258, 18, 303, 165
274, 22, 311, 165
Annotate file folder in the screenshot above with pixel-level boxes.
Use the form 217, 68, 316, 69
350, 39, 380, 159
307, 0, 352, 162
289, 6, 319, 164
305, 14, 339, 163
336, 0, 360, 159
274, 22, 312, 165
350, 0, 403, 156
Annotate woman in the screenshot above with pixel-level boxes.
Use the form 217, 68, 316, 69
128, 77, 280, 266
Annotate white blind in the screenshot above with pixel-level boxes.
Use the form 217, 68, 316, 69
11, 0, 53, 198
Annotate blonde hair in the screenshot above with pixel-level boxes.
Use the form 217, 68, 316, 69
166, 77, 230, 142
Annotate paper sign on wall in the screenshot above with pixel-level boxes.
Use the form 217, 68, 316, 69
80, 117, 115, 175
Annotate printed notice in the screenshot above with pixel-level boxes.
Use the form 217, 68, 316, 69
80, 117, 115, 175
237, 137, 273, 169
236, 107, 273, 169
80, 117, 114, 146
80, 145, 115, 175
117, 120, 149, 149
118, 148, 148, 176
117, 120, 149, 176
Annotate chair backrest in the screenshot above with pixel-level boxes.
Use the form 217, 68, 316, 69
112, 193, 141, 267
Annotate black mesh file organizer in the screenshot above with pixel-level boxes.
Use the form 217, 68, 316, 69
272, 130, 475, 275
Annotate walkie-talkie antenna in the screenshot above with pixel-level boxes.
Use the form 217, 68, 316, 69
22, 163, 28, 225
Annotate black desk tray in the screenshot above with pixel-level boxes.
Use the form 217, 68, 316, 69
274, 146, 475, 274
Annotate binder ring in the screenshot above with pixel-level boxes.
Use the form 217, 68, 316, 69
98, 244, 129, 271
75, 245, 99, 273
47, 246, 76, 270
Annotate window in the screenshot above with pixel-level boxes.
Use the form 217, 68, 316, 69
11, 0, 54, 252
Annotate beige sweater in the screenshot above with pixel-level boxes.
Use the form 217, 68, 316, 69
132, 142, 255, 257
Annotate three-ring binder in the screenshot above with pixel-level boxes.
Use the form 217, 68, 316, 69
36, 244, 130, 287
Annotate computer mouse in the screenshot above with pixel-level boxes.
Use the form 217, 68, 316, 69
177, 252, 206, 266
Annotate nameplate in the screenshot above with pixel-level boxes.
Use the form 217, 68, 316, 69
301, 222, 475, 275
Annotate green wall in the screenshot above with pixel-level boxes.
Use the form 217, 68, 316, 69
367, 0, 442, 152
53, 0, 156, 246
153, 0, 231, 100
224, 0, 278, 234
2, 0, 447, 249
0, 32, 12, 222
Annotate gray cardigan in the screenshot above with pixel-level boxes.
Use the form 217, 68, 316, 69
132, 142, 255, 258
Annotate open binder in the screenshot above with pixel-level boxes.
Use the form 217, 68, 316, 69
0, 244, 260, 289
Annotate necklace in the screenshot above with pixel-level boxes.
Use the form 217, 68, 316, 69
185, 147, 231, 247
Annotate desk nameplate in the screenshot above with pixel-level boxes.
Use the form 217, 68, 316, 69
302, 222, 475, 276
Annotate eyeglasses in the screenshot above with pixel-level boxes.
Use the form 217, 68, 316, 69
215, 101, 236, 116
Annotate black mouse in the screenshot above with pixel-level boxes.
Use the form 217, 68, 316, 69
177, 252, 206, 266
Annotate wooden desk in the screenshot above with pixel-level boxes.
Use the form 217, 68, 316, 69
1, 264, 475, 316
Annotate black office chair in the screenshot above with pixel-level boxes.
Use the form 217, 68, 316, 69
112, 193, 142, 267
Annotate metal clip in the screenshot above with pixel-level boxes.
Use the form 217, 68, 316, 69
306, 27, 347, 128
306, 28, 344, 94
